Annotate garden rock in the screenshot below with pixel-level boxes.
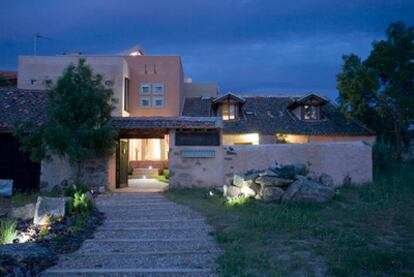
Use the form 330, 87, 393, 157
319, 173, 334, 188
233, 174, 253, 188
223, 185, 242, 198
259, 170, 279, 177
282, 178, 335, 203
255, 176, 294, 187
34, 196, 66, 225
84, 192, 95, 205
262, 187, 284, 202
240, 185, 256, 198
9, 203, 35, 221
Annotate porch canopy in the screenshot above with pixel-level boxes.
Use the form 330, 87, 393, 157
111, 116, 222, 138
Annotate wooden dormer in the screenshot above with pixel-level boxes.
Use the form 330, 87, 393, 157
211, 92, 246, 121
288, 93, 329, 121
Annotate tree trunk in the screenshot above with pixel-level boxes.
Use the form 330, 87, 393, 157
394, 119, 402, 161
75, 160, 82, 183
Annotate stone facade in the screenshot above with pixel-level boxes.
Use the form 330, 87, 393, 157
40, 155, 112, 193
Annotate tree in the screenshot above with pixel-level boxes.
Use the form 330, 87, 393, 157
15, 58, 118, 181
0, 76, 11, 87
337, 22, 414, 160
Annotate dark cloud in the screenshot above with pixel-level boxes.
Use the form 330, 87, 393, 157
1, 0, 413, 99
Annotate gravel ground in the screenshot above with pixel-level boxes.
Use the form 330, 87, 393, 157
40, 192, 221, 276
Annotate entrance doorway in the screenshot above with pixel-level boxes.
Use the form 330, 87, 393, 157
116, 136, 169, 191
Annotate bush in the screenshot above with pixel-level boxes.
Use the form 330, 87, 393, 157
373, 141, 394, 172
72, 192, 93, 214
162, 169, 169, 178
0, 219, 17, 244
64, 182, 89, 197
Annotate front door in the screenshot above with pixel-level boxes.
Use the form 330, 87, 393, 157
117, 139, 129, 188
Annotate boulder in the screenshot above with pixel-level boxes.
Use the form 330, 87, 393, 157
262, 187, 285, 202
9, 203, 36, 221
233, 173, 245, 187
223, 185, 242, 198
240, 185, 256, 198
233, 173, 254, 188
259, 170, 279, 177
34, 196, 66, 225
84, 191, 95, 205
255, 176, 294, 187
319, 173, 334, 188
244, 172, 259, 181
282, 178, 335, 203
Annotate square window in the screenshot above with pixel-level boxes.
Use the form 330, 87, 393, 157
140, 97, 151, 108
31, 79, 37, 85
152, 83, 164, 95
140, 83, 151, 94
152, 97, 164, 108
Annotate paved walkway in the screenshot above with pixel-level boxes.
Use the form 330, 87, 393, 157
41, 192, 220, 276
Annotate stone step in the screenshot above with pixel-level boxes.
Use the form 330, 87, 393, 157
96, 202, 180, 208
77, 239, 219, 254
91, 228, 212, 240
99, 210, 202, 220
41, 268, 215, 276
43, 253, 216, 270
101, 218, 206, 229
97, 224, 214, 232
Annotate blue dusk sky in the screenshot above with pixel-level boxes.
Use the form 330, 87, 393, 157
1, 0, 413, 100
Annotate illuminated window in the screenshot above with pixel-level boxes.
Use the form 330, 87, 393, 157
222, 103, 237, 120
303, 105, 319, 120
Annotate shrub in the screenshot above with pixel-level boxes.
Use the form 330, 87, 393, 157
64, 182, 89, 197
162, 169, 170, 178
373, 141, 394, 172
0, 219, 17, 244
72, 192, 93, 214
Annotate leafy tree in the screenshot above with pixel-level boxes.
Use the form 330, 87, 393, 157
0, 76, 11, 87
15, 58, 118, 181
337, 22, 414, 160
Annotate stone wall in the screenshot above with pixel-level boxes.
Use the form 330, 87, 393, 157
40, 155, 111, 193
223, 142, 373, 186
168, 146, 224, 188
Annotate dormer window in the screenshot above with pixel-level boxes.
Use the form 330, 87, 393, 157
288, 93, 328, 121
222, 103, 237, 120
212, 92, 246, 121
303, 104, 320, 120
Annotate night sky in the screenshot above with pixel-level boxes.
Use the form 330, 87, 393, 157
1, 1, 413, 100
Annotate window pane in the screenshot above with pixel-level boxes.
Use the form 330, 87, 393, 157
153, 83, 164, 94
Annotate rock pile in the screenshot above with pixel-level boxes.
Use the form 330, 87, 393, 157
223, 163, 336, 203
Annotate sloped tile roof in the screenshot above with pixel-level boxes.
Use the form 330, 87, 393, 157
111, 116, 222, 129
182, 96, 375, 136
0, 88, 48, 132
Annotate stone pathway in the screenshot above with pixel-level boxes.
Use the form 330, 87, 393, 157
41, 192, 221, 276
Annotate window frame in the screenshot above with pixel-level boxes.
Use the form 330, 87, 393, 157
152, 96, 164, 108
140, 96, 151, 108
302, 104, 320, 120
140, 83, 151, 95
123, 77, 129, 112
152, 83, 164, 95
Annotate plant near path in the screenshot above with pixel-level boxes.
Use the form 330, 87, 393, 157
14, 58, 118, 182
0, 219, 17, 244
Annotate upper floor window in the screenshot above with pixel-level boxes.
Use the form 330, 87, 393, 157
303, 105, 320, 120
152, 97, 164, 108
124, 78, 130, 112
140, 83, 151, 94
140, 97, 151, 108
140, 82, 164, 95
222, 103, 237, 120
153, 83, 164, 95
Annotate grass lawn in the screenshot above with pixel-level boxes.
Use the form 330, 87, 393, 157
165, 163, 414, 276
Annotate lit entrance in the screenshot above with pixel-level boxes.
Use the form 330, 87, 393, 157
116, 134, 169, 191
